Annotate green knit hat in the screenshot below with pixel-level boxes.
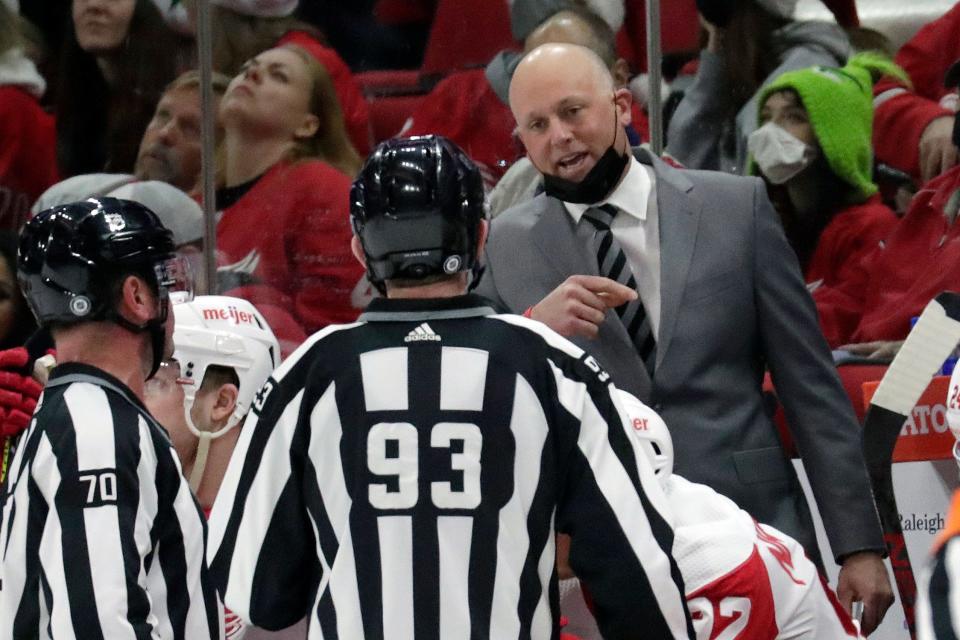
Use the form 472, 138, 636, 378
753, 52, 909, 203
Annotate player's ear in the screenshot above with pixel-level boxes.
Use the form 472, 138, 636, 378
476, 220, 490, 257
210, 383, 239, 422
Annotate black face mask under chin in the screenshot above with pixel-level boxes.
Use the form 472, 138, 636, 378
542, 145, 630, 204
541, 109, 629, 204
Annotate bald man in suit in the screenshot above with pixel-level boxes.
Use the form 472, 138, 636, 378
475, 42, 894, 635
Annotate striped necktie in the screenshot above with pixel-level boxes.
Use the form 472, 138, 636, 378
581, 204, 657, 375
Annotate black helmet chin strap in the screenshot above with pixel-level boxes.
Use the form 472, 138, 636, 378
107, 299, 168, 380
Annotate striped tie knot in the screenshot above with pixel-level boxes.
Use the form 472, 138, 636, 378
580, 204, 618, 231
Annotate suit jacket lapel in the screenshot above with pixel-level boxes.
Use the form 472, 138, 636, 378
529, 196, 644, 375
529, 197, 596, 279
642, 151, 703, 369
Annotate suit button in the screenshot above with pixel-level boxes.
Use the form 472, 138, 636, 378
653, 403, 663, 411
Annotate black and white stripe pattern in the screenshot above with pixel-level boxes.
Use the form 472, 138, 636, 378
581, 205, 656, 373
208, 295, 692, 639
0, 363, 221, 640
918, 533, 960, 640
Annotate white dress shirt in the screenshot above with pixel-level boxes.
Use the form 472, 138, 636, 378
563, 157, 662, 339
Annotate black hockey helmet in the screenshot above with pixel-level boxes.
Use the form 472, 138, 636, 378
350, 135, 486, 292
18, 198, 189, 376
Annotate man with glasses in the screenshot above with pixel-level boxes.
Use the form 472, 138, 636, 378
0, 198, 219, 640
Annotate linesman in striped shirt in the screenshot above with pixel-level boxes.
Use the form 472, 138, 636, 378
0, 198, 221, 639
208, 136, 693, 639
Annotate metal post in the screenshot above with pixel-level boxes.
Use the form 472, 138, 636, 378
645, 0, 663, 155
196, 0, 217, 296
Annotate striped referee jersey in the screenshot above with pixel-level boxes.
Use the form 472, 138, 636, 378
0, 363, 221, 640
208, 294, 693, 639
918, 490, 960, 639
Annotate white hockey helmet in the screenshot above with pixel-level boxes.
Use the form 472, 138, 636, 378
948, 362, 960, 470
172, 295, 280, 488
617, 390, 674, 482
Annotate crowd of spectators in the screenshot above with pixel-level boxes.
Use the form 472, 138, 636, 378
5, 0, 960, 636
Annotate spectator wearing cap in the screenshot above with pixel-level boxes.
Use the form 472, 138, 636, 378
0, 1, 58, 231
872, 3, 960, 185
747, 53, 903, 347
667, 0, 850, 175
155, 0, 372, 154
55, 0, 191, 178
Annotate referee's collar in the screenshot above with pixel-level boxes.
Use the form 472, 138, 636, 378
360, 294, 499, 322
48, 362, 147, 412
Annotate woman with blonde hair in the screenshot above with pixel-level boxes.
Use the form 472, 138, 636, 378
156, 0, 372, 154
214, 44, 366, 354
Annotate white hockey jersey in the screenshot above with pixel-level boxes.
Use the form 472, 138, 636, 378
668, 475, 862, 640
560, 475, 862, 640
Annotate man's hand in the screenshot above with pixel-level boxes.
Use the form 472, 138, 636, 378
0, 347, 45, 438
838, 340, 904, 361
530, 275, 637, 339
919, 115, 958, 184
836, 551, 894, 636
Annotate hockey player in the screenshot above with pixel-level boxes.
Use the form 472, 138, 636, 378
144, 295, 280, 513
0, 198, 220, 639
144, 294, 281, 640
560, 391, 863, 639
621, 391, 863, 639
207, 135, 694, 639
915, 363, 960, 639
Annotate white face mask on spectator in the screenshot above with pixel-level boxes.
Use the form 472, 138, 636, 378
748, 121, 818, 185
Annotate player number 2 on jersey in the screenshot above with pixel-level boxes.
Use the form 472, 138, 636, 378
688, 596, 751, 640
367, 422, 482, 510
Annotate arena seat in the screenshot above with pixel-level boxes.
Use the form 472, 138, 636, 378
420, 0, 518, 75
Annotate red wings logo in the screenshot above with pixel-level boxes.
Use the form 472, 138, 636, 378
754, 521, 805, 585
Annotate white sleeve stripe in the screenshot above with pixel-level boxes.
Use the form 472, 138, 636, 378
64, 384, 117, 472
531, 512, 556, 637
438, 515, 473, 640
84, 508, 137, 638
307, 384, 364, 636
330, 524, 365, 638
550, 361, 690, 639
947, 539, 960, 635
225, 389, 305, 619
134, 418, 165, 638
35, 434, 78, 640
489, 374, 549, 637
378, 516, 415, 640
309, 384, 352, 542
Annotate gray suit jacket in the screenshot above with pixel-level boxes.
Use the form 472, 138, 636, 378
476, 149, 884, 563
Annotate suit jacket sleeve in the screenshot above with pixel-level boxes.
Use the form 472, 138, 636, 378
750, 179, 885, 561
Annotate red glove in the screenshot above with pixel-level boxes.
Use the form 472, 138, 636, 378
0, 347, 45, 438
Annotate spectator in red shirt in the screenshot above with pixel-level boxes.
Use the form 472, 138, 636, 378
215, 44, 367, 354
872, 2, 960, 184
747, 53, 904, 347
0, 2, 58, 230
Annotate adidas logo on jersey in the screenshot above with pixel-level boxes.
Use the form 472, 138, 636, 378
405, 323, 441, 342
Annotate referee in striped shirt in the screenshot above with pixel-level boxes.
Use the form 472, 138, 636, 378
0, 198, 220, 640
208, 136, 693, 639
